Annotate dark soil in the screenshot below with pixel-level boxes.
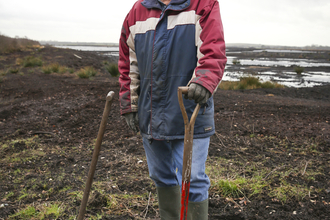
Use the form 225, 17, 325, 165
0, 46, 329, 219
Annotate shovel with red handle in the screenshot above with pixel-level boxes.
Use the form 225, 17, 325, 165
178, 86, 201, 220
77, 91, 115, 220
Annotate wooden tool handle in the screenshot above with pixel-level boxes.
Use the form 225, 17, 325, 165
178, 86, 189, 95
77, 91, 115, 220
178, 86, 201, 220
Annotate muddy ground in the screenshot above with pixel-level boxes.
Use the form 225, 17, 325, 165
0, 46, 330, 219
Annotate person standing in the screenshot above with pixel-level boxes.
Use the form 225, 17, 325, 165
118, 0, 226, 219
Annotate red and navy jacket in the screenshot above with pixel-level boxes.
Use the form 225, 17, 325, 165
119, 0, 227, 140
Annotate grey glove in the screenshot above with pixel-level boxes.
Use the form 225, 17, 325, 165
124, 112, 139, 133
185, 83, 211, 105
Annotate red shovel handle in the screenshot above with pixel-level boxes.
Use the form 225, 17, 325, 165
178, 87, 200, 220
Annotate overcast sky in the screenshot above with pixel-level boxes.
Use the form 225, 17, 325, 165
0, 0, 329, 47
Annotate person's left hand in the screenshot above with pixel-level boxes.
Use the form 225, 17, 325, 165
124, 112, 139, 133
184, 83, 211, 105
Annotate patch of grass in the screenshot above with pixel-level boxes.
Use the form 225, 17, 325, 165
8, 202, 63, 220
238, 76, 261, 89
8, 66, 20, 74
76, 66, 98, 79
269, 181, 309, 203
211, 167, 267, 199
103, 193, 150, 215
0, 69, 7, 76
42, 63, 67, 74
14, 168, 21, 175
18, 189, 29, 201
3, 191, 14, 200
59, 186, 72, 193
260, 81, 282, 89
294, 66, 304, 75
219, 76, 285, 90
90, 214, 103, 220
217, 179, 244, 197
68, 68, 74, 74
84, 66, 97, 77
58, 65, 67, 74
105, 63, 120, 77
41, 65, 52, 74
22, 56, 43, 67
16, 58, 23, 65
68, 190, 83, 200
0, 136, 45, 164
50, 62, 60, 73
9, 206, 38, 219
232, 59, 241, 65
39, 202, 63, 219
206, 138, 320, 204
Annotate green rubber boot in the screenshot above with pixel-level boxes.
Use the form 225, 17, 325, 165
187, 199, 209, 220
156, 185, 181, 220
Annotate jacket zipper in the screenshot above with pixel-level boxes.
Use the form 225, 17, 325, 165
160, 5, 168, 18
149, 3, 188, 139
149, 5, 167, 140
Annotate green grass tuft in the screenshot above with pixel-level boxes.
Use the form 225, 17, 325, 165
9, 206, 37, 219
42, 65, 52, 74
217, 179, 242, 197
105, 63, 120, 77
76, 66, 98, 79
68, 68, 74, 74
232, 59, 241, 65
22, 56, 43, 67
41, 203, 62, 219
8, 203, 63, 220
58, 65, 67, 74
219, 76, 284, 90
42, 63, 67, 74
50, 62, 60, 73
294, 66, 304, 75
8, 66, 20, 74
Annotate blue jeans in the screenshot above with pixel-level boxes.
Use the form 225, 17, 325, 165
142, 137, 210, 202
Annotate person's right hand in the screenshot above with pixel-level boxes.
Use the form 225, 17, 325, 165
124, 112, 139, 133
184, 83, 211, 105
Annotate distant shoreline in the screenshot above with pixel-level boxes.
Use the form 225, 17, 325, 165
39, 41, 119, 47
39, 41, 330, 51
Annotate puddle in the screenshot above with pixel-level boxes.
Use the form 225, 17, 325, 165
251, 49, 317, 54
225, 51, 330, 87
227, 56, 330, 68
54, 45, 119, 52
226, 49, 317, 54
54, 45, 119, 56
101, 52, 119, 57
223, 71, 330, 88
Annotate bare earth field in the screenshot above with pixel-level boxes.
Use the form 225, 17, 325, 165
0, 47, 330, 219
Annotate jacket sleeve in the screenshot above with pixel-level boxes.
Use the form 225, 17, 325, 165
118, 13, 140, 115
189, 0, 227, 94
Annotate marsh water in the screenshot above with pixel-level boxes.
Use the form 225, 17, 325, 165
56, 45, 330, 88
